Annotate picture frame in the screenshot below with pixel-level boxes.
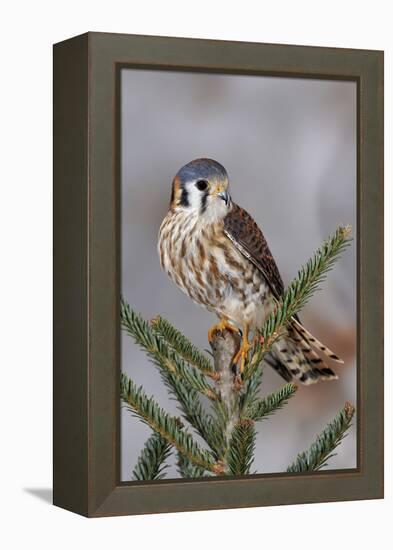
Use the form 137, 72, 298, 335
53, 32, 383, 517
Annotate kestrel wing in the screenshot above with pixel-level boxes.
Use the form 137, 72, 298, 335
223, 203, 284, 300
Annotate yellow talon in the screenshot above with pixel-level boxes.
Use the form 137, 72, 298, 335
208, 317, 238, 342
232, 324, 251, 374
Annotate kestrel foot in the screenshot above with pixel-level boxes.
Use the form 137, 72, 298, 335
232, 324, 251, 375
208, 317, 238, 343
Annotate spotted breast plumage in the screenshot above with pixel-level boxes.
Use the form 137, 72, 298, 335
158, 158, 343, 385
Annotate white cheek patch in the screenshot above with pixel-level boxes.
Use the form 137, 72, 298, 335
184, 184, 203, 212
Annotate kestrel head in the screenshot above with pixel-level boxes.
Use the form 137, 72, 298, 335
170, 158, 232, 221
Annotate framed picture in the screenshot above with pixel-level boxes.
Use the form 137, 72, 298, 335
53, 32, 383, 517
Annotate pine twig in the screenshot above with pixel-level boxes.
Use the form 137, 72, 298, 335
151, 315, 215, 378
121, 300, 217, 401
120, 373, 224, 474
248, 225, 352, 371
287, 402, 355, 472
121, 300, 221, 453
226, 419, 256, 476
245, 383, 298, 422
239, 365, 264, 416
177, 452, 208, 478
165, 376, 225, 458
132, 432, 172, 481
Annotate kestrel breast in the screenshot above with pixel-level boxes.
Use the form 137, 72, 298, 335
158, 210, 274, 329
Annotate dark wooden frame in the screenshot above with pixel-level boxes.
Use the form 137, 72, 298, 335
53, 32, 384, 517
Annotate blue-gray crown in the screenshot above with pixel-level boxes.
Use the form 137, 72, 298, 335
176, 158, 228, 184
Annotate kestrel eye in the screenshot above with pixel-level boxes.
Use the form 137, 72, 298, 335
195, 180, 208, 191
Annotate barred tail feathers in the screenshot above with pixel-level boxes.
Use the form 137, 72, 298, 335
291, 317, 344, 364
266, 320, 340, 385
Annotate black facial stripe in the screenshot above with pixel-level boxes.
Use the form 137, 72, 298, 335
179, 185, 189, 207
170, 185, 175, 206
200, 190, 209, 214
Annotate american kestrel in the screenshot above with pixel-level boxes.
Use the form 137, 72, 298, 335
158, 158, 343, 384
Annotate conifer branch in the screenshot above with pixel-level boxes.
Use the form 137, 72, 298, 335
245, 383, 298, 422
211, 399, 232, 453
226, 419, 256, 476
120, 373, 223, 474
121, 301, 221, 453
258, 225, 352, 356
131, 432, 172, 481
239, 365, 264, 416
177, 453, 209, 478
209, 329, 241, 451
286, 402, 355, 472
165, 376, 225, 457
121, 299, 218, 401
151, 315, 215, 378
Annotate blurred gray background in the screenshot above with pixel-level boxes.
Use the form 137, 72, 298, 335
120, 69, 356, 481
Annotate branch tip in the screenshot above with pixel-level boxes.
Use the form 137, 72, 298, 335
344, 401, 355, 419
340, 224, 352, 238
149, 315, 162, 327
212, 461, 226, 474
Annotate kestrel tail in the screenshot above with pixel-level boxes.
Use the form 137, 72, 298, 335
158, 158, 343, 385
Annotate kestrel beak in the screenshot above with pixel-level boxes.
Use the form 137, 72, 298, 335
217, 190, 230, 205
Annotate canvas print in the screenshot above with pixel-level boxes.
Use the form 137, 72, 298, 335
120, 69, 356, 481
